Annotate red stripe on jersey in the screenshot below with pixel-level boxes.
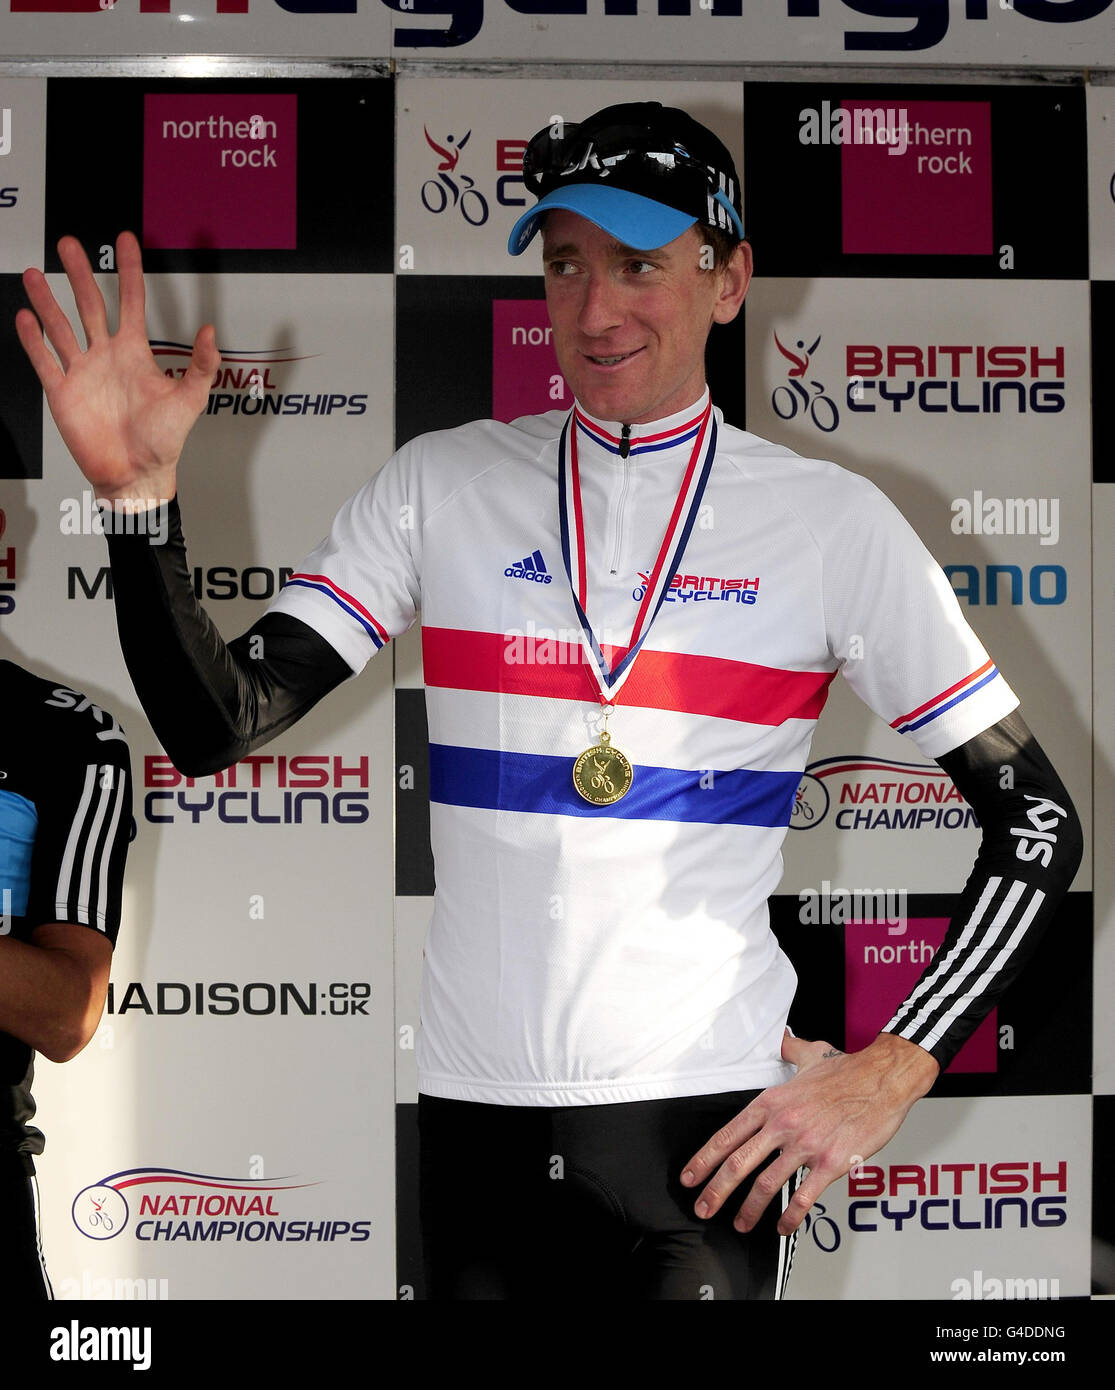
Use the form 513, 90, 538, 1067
289, 571, 390, 644
422, 627, 835, 726
890, 657, 995, 729
574, 405, 709, 447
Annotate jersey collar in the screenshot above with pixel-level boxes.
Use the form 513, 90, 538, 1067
572, 388, 714, 463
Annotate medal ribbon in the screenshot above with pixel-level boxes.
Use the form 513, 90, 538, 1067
557, 398, 717, 706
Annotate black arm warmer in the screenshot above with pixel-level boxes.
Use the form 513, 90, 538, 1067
105, 497, 352, 777
883, 709, 1083, 1073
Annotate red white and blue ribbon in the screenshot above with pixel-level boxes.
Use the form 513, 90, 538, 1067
557, 398, 717, 704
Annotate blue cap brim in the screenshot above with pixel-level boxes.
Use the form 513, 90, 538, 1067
507, 184, 697, 256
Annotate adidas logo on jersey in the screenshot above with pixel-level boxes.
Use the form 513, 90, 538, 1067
504, 549, 553, 584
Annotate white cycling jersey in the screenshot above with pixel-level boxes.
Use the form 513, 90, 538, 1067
268, 389, 1018, 1106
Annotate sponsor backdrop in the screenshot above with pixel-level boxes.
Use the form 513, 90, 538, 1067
0, 0, 1114, 65
1, 76, 399, 1300
0, 41, 1105, 1318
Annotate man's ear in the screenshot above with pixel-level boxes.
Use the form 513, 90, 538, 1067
712, 240, 752, 326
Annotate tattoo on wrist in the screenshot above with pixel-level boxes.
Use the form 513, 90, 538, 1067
821, 1048, 844, 1058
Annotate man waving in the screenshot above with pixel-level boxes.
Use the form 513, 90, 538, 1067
16, 101, 1081, 1300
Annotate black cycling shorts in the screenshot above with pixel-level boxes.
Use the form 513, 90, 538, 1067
0, 1175, 53, 1301
418, 1089, 803, 1301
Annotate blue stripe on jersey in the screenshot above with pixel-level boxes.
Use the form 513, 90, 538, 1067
900, 666, 1000, 734
621, 427, 703, 456
0, 788, 38, 917
429, 744, 801, 826
283, 578, 386, 648
576, 419, 703, 457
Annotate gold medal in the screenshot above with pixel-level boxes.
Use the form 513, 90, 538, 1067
573, 709, 633, 805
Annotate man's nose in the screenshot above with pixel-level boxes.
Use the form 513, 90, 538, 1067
577, 271, 624, 337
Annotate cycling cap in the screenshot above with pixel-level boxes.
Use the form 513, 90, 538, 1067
508, 101, 744, 255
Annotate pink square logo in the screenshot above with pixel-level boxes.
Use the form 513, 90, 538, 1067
844, 917, 997, 1073
841, 99, 992, 256
143, 94, 297, 250
492, 300, 569, 423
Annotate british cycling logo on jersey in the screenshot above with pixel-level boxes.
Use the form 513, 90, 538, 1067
632, 572, 760, 606
772, 332, 840, 433
73, 1167, 370, 1245
790, 756, 977, 832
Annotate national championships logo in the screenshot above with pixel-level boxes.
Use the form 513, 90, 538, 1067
790, 756, 977, 833
72, 1167, 370, 1244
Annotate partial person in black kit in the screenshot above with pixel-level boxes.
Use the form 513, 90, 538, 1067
0, 655, 132, 1299
14, 101, 1081, 1300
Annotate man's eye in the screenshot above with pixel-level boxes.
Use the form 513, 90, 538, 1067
628, 260, 657, 274
547, 260, 577, 276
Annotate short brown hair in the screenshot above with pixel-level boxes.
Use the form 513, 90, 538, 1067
696, 224, 743, 272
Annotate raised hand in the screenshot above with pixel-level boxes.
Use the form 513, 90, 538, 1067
16, 230, 221, 504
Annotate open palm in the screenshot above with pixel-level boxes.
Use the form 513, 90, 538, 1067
15, 230, 220, 502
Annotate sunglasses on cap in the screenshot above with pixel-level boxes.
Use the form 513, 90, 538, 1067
523, 120, 744, 239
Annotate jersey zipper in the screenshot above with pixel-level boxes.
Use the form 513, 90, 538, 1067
609, 425, 632, 575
